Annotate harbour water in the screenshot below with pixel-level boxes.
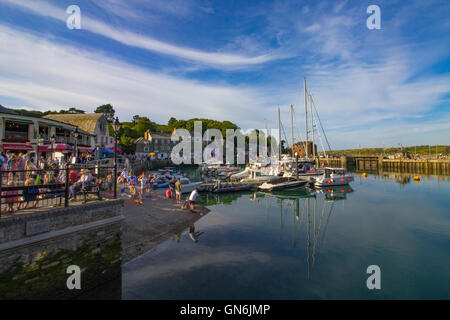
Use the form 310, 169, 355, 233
122, 171, 450, 299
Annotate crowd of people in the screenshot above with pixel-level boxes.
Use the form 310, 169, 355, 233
0, 151, 111, 213
1, 151, 202, 216
116, 167, 200, 213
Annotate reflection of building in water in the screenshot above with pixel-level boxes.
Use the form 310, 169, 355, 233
261, 186, 354, 280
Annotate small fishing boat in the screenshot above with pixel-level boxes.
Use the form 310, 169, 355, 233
258, 177, 308, 191
150, 176, 170, 189
179, 177, 203, 194
314, 167, 354, 187
239, 169, 279, 184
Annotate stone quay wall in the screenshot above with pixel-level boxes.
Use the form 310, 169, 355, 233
0, 200, 124, 300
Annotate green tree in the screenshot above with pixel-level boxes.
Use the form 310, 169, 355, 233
134, 117, 156, 137
66, 107, 85, 114
168, 117, 177, 129
95, 104, 115, 122
132, 115, 141, 125
119, 135, 135, 154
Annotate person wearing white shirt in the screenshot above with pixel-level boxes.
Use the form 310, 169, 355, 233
187, 188, 199, 213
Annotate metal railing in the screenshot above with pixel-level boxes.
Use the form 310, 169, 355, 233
0, 164, 116, 217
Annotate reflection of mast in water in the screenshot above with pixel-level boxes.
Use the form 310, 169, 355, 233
263, 189, 340, 281
306, 197, 311, 280
280, 199, 283, 242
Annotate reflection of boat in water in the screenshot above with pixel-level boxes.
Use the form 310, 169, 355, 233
316, 185, 354, 201
260, 190, 338, 280
258, 177, 308, 191
208, 181, 252, 193
255, 188, 315, 199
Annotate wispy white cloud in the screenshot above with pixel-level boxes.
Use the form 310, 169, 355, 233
0, 25, 275, 126
0, 0, 283, 68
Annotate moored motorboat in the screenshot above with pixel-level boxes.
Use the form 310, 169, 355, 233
314, 167, 354, 187
258, 177, 308, 191
179, 177, 203, 194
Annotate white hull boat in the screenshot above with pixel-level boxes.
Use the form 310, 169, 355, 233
258, 178, 308, 191
179, 177, 203, 194
314, 167, 354, 187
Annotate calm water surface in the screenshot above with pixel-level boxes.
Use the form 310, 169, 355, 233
123, 172, 450, 299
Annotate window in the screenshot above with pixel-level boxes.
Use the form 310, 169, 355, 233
99, 120, 106, 133
144, 147, 149, 152
5, 120, 29, 140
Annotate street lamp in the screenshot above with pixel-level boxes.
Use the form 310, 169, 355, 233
34, 134, 45, 167
50, 134, 56, 161
112, 117, 121, 199
73, 127, 79, 163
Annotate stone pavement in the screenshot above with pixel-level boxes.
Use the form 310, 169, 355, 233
121, 191, 209, 264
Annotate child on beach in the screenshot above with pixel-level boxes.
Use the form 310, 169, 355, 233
138, 172, 147, 199
127, 172, 136, 194
130, 185, 143, 205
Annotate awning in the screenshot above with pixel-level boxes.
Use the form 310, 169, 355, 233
107, 147, 122, 153
78, 148, 93, 153
99, 148, 114, 154
2, 143, 34, 151
38, 145, 50, 152
54, 144, 73, 151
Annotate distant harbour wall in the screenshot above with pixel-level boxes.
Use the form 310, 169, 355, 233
0, 200, 124, 300
132, 159, 173, 175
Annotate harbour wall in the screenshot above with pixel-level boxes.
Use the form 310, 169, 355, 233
0, 200, 124, 300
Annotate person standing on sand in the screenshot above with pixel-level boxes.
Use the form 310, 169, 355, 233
138, 172, 147, 199
169, 177, 176, 200
175, 178, 182, 203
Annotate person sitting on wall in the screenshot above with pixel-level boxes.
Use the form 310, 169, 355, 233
68, 169, 93, 201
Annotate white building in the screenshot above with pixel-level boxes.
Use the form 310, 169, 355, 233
44, 113, 114, 149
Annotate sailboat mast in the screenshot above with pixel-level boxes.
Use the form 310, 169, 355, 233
309, 94, 315, 159
290, 104, 294, 157
304, 78, 308, 158
278, 107, 281, 161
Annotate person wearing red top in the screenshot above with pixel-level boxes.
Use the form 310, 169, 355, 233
68, 166, 79, 182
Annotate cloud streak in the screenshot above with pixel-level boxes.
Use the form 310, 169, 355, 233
0, 25, 275, 125
0, 0, 283, 68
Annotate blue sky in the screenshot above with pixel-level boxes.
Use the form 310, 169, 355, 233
0, 0, 449, 149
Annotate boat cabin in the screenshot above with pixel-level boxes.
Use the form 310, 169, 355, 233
323, 167, 347, 178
